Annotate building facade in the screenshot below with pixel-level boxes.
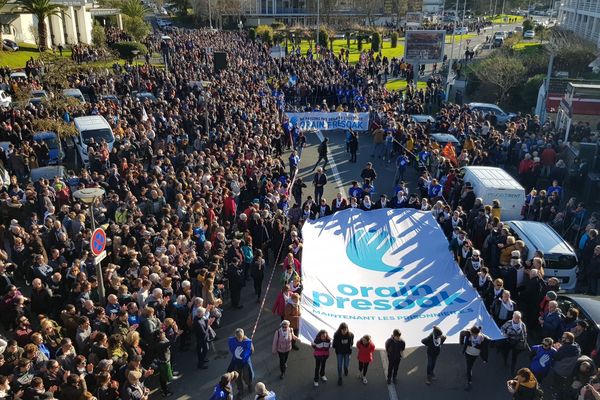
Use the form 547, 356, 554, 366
558, 0, 600, 47
0, 0, 106, 48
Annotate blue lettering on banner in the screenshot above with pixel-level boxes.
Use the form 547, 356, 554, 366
311, 283, 468, 311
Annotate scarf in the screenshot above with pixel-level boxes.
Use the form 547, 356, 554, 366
470, 259, 481, 271
433, 334, 441, 347
336, 198, 343, 208
511, 321, 523, 333
280, 327, 289, 340
478, 274, 488, 287
461, 246, 470, 258
452, 217, 461, 228
501, 300, 514, 312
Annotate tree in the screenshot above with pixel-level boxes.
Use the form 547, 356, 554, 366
317, 27, 328, 49
91, 22, 106, 48
249, 27, 256, 42
522, 19, 534, 32
471, 54, 526, 104
390, 31, 398, 48
16, 0, 64, 51
256, 24, 273, 45
122, 16, 151, 42
371, 31, 381, 52
358, 0, 384, 26
534, 24, 545, 43
120, 0, 150, 19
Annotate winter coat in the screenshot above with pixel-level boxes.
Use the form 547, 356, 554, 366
421, 333, 446, 356
356, 340, 375, 363
283, 302, 301, 331
385, 337, 406, 361
332, 331, 354, 355
553, 342, 581, 377
312, 336, 331, 358
272, 327, 294, 354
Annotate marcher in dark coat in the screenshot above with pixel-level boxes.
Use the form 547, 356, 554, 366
384, 329, 406, 384
421, 326, 447, 385
460, 326, 490, 391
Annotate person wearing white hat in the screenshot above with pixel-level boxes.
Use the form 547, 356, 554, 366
254, 382, 276, 399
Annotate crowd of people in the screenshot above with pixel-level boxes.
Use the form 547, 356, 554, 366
0, 22, 598, 400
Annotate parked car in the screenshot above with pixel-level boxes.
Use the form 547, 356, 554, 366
62, 88, 85, 103
556, 294, 599, 355
28, 90, 49, 105
524, 30, 535, 39
9, 71, 27, 81
100, 94, 121, 105
454, 27, 469, 35
506, 221, 579, 291
468, 102, 516, 125
135, 91, 157, 103
32, 131, 64, 165
0, 90, 12, 107
430, 133, 460, 149
411, 115, 435, 124
2, 39, 19, 52
73, 115, 115, 167
29, 165, 67, 183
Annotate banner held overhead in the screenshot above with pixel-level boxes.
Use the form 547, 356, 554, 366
286, 112, 370, 131
299, 208, 502, 349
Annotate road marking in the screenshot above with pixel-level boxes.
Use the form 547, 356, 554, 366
379, 350, 400, 400
314, 129, 344, 196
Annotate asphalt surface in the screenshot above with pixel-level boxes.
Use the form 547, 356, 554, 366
161, 130, 553, 400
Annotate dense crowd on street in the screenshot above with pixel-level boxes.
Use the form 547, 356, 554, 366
0, 24, 598, 400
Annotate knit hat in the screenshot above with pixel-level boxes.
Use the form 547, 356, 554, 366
546, 291, 557, 300
472, 250, 480, 256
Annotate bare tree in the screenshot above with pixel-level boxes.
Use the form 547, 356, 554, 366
358, 0, 384, 26
471, 54, 526, 104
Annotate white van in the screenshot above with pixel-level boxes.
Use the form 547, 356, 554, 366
505, 221, 578, 291
461, 166, 525, 221
73, 116, 115, 167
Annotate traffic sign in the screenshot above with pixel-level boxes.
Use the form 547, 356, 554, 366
91, 228, 107, 256
94, 250, 107, 265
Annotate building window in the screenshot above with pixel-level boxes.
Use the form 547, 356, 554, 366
1, 24, 10, 35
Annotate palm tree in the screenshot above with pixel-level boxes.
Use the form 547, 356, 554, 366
16, 0, 63, 51
120, 0, 150, 19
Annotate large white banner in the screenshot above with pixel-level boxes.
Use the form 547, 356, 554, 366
286, 112, 369, 131
299, 208, 502, 349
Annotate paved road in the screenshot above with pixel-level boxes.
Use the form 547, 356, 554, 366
158, 131, 555, 400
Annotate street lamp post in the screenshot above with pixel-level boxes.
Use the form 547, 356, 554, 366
131, 49, 140, 92
316, 0, 320, 57
73, 188, 106, 305
238, 20, 243, 33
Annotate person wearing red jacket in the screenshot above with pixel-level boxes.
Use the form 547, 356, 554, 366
223, 190, 237, 223
356, 334, 376, 384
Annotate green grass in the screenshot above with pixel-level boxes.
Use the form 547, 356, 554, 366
512, 40, 543, 51
0, 43, 73, 69
296, 34, 476, 64
0, 42, 161, 70
490, 14, 524, 24
385, 79, 428, 91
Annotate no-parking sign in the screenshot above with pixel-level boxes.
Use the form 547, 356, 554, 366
91, 228, 107, 256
